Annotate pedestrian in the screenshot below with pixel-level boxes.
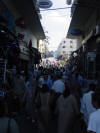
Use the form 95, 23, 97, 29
81, 83, 96, 125
0, 99, 19, 133
13, 72, 26, 114
23, 79, 37, 122
35, 84, 51, 133
88, 92, 100, 133
71, 73, 82, 97
56, 90, 81, 133
52, 73, 65, 94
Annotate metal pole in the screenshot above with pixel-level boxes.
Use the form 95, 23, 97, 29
4, 60, 7, 84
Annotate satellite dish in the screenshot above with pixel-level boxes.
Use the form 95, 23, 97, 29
66, 0, 72, 5
37, 0, 53, 9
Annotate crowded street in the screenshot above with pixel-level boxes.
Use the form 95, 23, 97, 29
0, 0, 100, 133
0, 65, 100, 133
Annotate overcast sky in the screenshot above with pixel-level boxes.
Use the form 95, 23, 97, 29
40, 0, 71, 51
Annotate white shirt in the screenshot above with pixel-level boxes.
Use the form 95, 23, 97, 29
52, 79, 65, 93
81, 91, 96, 123
88, 109, 100, 133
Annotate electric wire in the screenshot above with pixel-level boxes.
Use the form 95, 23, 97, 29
37, 3, 99, 12
44, 15, 69, 17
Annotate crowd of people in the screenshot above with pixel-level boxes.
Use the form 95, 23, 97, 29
0, 65, 100, 133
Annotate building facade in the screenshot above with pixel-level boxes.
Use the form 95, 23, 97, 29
67, 0, 100, 79
0, 0, 45, 76
56, 38, 77, 59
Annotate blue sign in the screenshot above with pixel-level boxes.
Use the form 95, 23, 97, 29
69, 29, 82, 36
37, 0, 53, 9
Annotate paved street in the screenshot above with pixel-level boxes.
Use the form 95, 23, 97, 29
15, 116, 38, 133
14, 115, 57, 133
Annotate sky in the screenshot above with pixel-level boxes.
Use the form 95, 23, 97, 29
40, 0, 71, 51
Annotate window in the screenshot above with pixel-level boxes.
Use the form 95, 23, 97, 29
62, 46, 66, 48
63, 51, 66, 54
70, 45, 73, 48
70, 40, 73, 44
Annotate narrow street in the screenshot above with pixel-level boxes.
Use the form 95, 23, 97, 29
15, 116, 37, 133
0, 0, 100, 133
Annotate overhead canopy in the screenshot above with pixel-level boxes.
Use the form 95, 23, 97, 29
3, 0, 45, 39
67, 0, 100, 39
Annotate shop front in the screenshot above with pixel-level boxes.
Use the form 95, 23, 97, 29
19, 42, 30, 74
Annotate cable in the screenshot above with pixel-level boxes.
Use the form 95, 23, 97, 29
37, 7, 71, 11
37, 3, 99, 12
44, 15, 69, 17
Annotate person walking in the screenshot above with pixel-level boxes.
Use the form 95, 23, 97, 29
52, 74, 65, 94
13, 72, 26, 114
56, 91, 81, 133
0, 99, 19, 133
88, 92, 100, 133
35, 84, 51, 133
81, 83, 96, 125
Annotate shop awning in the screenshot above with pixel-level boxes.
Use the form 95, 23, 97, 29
19, 53, 30, 61
30, 47, 39, 56
19, 42, 30, 61
67, 0, 100, 39
3, 0, 45, 39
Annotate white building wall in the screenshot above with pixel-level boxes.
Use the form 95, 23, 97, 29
16, 27, 37, 48
76, 36, 82, 49
3, 0, 38, 48
28, 31, 37, 48
57, 38, 77, 58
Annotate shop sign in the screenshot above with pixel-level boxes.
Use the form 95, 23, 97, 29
88, 52, 96, 62
37, 0, 53, 8
69, 29, 82, 36
20, 45, 29, 56
88, 52, 96, 58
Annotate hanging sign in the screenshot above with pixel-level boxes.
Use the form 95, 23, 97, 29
88, 52, 96, 62
69, 29, 82, 36
88, 52, 96, 58
37, 0, 53, 8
